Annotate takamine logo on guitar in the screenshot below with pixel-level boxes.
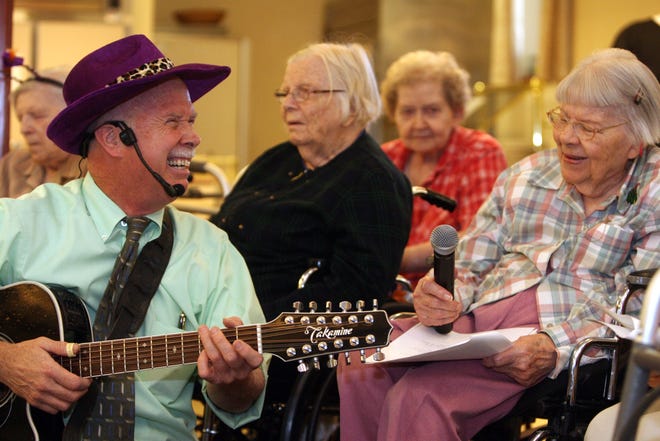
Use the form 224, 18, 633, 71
307, 325, 355, 341
0, 281, 393, 440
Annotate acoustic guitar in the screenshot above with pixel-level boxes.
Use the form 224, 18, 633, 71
0, 281, 392, 441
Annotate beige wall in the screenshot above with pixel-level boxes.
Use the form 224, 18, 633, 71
155, 0, 327, 165
8, 0, 658, 169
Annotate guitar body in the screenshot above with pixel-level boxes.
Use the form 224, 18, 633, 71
0, 281, 92, 441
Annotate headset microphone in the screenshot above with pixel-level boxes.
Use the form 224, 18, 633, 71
108, 121, 186, 198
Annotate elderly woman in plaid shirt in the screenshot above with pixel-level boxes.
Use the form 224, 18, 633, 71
339, 48, 660, 441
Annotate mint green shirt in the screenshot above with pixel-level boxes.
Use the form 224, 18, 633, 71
0, 174, 268, 440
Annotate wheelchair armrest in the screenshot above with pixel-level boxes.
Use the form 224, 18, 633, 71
566, 336, 621, 405
617, 268, 659, 315
389, 311, 416, 320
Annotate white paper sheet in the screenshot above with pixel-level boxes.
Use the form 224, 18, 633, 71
366, 324, 537, 364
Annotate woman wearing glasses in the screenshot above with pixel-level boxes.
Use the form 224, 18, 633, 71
212, 42, 411, 321
210, 42, 411, 431
338, 48, 659, 441
0, 67, 86, 197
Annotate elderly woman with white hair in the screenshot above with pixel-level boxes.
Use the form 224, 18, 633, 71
338, 47, 660, 441
212, 42, 411, 321
211, 42, 412, 421
0, 66, 86, 197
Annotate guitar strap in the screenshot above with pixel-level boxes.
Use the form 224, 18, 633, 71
63, 208, 174, 440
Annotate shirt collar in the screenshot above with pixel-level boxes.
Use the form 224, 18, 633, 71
81, 174, 165, 242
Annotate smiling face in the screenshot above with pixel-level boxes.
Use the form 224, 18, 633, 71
553, 103, 639, 204
14, 82, 70, 169
278, 55, 348, 152
393, 81, 462, 155
115, 79, 200, 206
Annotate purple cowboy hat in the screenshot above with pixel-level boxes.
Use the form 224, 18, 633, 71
47, 34, 230, 155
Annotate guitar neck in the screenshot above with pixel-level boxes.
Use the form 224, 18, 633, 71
56, 309, 392, 378
57, 327, 253, 378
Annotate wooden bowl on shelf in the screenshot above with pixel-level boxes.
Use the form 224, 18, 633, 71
174, 9, 226, 26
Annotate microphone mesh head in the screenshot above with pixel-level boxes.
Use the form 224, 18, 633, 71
430, 224, 459, 255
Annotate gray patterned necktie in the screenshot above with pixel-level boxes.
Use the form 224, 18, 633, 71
82, 216, 150, 441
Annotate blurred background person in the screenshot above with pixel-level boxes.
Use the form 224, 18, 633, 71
380, 50, 507, 288
613, 14, 660, 82
209, 42, 412, 430
0, 66, 85, 198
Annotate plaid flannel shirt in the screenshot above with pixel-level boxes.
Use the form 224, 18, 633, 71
455, 147, 660, 377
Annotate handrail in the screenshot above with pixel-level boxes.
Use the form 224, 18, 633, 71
189, 160, 231, 197
466, 76, 549, 151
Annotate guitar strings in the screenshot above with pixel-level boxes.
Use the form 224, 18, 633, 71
55, 315, 385, 376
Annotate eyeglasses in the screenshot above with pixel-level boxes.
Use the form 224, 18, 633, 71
546, 107, 628, 141
274, 87, 345, 103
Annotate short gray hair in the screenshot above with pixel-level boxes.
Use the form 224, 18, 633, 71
380, 51, 471, 121
11, 66, 69, 107
556, 48, 660, 147
288, 42, 381, 127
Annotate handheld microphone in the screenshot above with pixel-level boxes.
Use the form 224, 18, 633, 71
430, 224, 459, 334
109, 120, 186, 198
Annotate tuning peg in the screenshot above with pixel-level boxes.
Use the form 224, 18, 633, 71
308, 301, 318, 312
372, 348, 385, 362
312, 356, 321, 370
339, 301, 351, 312
360, 349, 367, 363
293, 301, 303, 312
327, 354, 338, 368
297, 360, 309, 373
372, 299, 379, 310
357, 300, 365, 311
325, 301, 332, 312
344, 352, 351, 365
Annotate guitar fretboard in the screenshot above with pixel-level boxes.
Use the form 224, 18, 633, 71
57, 327, 255, 378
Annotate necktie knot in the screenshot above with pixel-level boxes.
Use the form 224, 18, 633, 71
125, 216, 150, 240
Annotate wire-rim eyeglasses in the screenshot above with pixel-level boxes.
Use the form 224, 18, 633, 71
274, 87, 345, 103
546, 107, 628, 141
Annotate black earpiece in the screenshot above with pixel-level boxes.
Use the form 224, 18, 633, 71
107, 120, 137, 147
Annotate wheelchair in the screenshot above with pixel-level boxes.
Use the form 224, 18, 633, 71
267, 268, 655, 441
196, 187, 456, 441
474, 268, 655, 441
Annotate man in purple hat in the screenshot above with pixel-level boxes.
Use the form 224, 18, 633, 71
0, 34, 268, 440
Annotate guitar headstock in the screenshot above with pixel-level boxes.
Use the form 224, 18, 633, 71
262, 300, 393, 369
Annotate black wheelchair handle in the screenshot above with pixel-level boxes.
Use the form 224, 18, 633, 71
412, 186, 457, 212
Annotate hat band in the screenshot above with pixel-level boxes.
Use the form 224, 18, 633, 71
107, 57, 175, 87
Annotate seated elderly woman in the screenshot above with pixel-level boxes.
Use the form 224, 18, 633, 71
0, 66, 86, 197
211, 42, 411, 322
210, 42, 412, 409
338, 48, 660, 441
380, 50, 507, 288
